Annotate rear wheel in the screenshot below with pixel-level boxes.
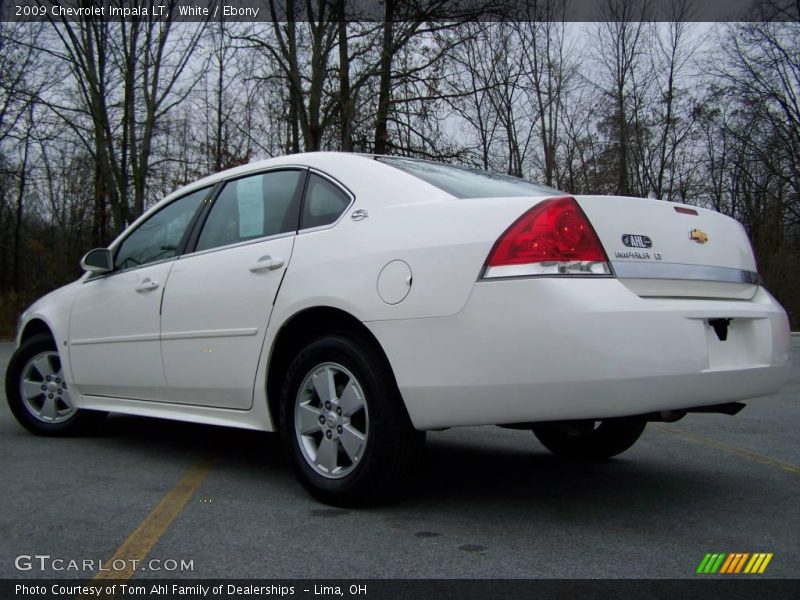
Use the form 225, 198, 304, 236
532, 418, 646, 459
279, 333, 425, 506
5, 333, 106, 436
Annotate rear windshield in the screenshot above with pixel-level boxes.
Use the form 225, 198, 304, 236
377, 156, 563, 198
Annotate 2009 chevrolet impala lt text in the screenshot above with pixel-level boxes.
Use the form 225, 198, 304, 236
5, 153, 791, 505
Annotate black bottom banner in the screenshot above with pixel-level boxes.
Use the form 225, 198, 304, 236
4, 579, 800, 600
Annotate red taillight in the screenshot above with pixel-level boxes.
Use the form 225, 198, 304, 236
484, 197, 609, 277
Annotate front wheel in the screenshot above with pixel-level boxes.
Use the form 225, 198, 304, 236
279, 333, 425, 506
532, 418, 646, 459
5, 333, 106, 436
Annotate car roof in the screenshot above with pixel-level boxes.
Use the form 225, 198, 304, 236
165, 152, 375, 202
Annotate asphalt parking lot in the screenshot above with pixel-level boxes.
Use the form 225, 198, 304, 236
0, 340, 798, 580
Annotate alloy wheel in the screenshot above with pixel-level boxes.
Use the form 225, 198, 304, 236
294, 362, 370, 479
19, 351, 76, 423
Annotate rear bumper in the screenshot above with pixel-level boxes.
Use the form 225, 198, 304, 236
366, 279, 792, 430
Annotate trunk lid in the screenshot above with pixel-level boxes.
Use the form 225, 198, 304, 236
574, 195, 759, 300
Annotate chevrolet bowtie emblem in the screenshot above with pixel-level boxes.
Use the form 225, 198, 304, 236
689, 229, 709, 244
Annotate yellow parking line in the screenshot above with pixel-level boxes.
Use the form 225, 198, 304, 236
651, 424, 800, 475
93, 457, 215, 581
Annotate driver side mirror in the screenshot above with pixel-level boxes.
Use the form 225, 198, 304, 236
81, 248, 114, 274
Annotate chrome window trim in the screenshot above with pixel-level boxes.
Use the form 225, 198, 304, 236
208, 164, 309, 194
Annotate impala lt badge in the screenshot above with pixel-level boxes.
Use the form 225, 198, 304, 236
689, 229, 709, 244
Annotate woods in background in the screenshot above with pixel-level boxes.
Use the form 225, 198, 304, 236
0, 0, 798, 335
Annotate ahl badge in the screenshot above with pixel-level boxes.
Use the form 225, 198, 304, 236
621, 234, 652, 249
689, 229, 709, 244
616, 233, 661, 260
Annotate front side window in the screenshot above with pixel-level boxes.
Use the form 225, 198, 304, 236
115, 187, 208, 271
301, 174, 351, 229
195, 169, 304, 252
377, 157, 563, 198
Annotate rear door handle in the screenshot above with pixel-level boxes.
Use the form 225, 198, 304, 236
249, 255, 284, 273
135, 278, 159, 293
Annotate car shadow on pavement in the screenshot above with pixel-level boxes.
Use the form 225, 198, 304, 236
73, 415, 756, 524
98, 414, 286, 470
396, 434, 756, 528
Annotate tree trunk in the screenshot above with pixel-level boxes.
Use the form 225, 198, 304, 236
286, 3, 300, 153
374, 1, 395, 154
93, 159, 109, 248
12, 114, 32, 292
616, 80, 629, 196
338, 3, 352, 152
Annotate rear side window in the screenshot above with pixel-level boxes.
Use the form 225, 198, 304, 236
301, 174, 351, 229
378, 157, 562, 198
196, 169, 304, 252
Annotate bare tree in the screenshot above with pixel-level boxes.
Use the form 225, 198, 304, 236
40, 3, 207, 234
371, 0, 468, 155
514, 0, 577, 186
239, 0, 343, 152
0, 22, 55, 291
593, 0, 653, 195
443, 22, 502, 169
644, 1, 700, 199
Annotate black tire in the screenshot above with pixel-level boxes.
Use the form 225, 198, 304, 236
279, 332, 425, 506
532, 418, 646, 459
5, 333, 106, 436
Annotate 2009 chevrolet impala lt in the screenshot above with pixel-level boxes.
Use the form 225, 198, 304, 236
5, 153, 791, 504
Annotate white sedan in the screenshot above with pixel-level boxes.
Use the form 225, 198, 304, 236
5, 153, 791, 505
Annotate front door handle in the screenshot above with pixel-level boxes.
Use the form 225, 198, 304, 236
249, 255, 284, 273
134, 278, 159, 293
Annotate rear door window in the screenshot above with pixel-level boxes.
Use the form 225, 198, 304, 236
195, 169, 305, 252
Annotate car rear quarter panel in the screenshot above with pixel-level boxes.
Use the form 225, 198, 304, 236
271, 193, 547, 324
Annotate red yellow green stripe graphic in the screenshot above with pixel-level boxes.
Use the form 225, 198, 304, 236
697, 553, 773, 574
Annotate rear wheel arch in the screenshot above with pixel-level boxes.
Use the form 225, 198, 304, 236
266, 306, 403, 429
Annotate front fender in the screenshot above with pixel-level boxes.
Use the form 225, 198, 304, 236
14, 282, 80, 399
